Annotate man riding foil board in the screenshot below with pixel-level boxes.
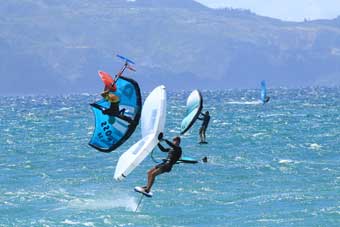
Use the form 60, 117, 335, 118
134, 133, 182, 197
198, 111, 210, 144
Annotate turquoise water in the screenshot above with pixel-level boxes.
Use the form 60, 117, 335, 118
0, 88, 339, 226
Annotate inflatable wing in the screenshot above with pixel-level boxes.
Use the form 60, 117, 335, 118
114, 86, 167, 180
89, 76, 142, 152
261, 80, 267, 104
180, 90, 203, 135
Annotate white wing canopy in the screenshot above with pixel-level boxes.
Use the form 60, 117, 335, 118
114, 85, 167, 181
180, 90, 203, 135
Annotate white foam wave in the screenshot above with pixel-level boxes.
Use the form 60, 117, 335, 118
6, 139, 14, 145
62, 219, 95, 226
278, 159, 295, 164
309, 143, 322, 150
226, 100, 262, 105
252, 132, 266, 138
68, 193, 137, 211
56, 107, 73, 112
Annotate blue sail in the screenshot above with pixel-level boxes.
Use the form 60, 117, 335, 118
261, 80, 267, 104
89, 76, 142, 152
180, 90, 203, 135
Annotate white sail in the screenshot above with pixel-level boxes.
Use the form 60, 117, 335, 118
180, 90, 203, 135
114, 85, 167, 181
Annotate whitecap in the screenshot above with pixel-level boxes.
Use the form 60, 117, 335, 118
252, 132, 266, 137
226, 100, 262, 105
234, 156, 243, 161
6, 139, 14, 145
61, 220, 95, 227
57, 107, 72, 112
67, 193, 137, 211
278, 159, 295, 164
309, 143, 322, 150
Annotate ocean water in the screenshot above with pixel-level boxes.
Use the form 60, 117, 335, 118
0, 88, 339, 227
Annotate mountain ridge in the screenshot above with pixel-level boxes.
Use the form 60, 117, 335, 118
1, 0, 340, 94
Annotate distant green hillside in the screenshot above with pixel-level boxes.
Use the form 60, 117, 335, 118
1, 0, 340, 94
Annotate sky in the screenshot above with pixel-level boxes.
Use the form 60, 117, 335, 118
195, 0, 340, 21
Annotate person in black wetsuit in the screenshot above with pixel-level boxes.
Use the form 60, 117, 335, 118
198, 111, 210, 143
141, 134, 182, 194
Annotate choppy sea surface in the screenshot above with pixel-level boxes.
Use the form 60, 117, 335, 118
0, 88, 339, 227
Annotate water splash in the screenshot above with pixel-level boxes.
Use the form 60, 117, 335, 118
67, 193, 137, 211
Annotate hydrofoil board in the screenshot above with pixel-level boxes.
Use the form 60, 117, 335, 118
134, 186, 153, 197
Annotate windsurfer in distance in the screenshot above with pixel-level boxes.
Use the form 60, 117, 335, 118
263, 96, 270, 103
198, 111, 210, 144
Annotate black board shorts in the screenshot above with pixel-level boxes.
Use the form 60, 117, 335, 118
103, 103, 119, 116
155, 162, 172, 173
199, 126, 206, 133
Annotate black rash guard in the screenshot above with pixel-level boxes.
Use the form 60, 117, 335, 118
157, 140, 182, 167
198, 113, 210, 129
